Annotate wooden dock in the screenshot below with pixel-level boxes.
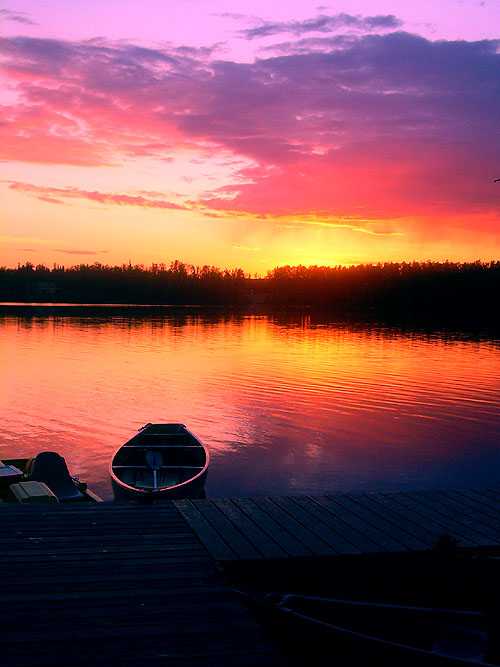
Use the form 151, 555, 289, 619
2, 487, 500, 666
175, 488, 500, 562
0, 502, 285, 667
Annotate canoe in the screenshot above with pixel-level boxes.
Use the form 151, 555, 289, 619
109, 423, 209, 501
235, 589, 497, 666
0, 452, 103, 503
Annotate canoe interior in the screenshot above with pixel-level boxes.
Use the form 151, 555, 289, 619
111, 423, 208, 493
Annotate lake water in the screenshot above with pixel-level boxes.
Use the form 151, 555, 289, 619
1, 306, 499, 501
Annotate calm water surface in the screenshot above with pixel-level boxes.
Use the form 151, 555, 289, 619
1, 306, 499, 501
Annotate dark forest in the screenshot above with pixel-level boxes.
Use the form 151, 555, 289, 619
1, 260, 499, 321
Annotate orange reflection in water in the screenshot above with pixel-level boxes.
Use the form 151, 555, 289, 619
1, 308, 499, 500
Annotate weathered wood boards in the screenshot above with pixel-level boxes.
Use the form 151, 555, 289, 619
3, 487, 500, 665
0, 502, 285, 666
175, 488, 500, 562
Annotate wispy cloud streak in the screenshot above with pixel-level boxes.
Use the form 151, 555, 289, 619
7, 182, 188, 210
0, 9, 37, 26
240, 12, 403, 39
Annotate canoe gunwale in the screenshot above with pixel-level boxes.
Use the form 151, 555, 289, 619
235, 589, 494, 666
277, 606, 493, 665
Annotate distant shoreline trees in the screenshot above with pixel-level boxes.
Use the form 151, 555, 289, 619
0, 261, 249, 306
266, 261, 500, 320
0, 260, 499, 321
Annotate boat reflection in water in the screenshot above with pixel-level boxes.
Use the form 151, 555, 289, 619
109, 423, 209, 501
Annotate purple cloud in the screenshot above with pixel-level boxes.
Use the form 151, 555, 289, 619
0, 9, 37, 26
1, 30, 499, 226
240, 13, 403, 39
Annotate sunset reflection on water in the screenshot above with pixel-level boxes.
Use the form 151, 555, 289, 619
1, 307, 499, 500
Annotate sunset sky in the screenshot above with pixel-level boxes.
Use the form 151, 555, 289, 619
1, 0, 499, 273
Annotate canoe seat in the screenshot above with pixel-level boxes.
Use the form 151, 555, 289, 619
29, 451, 84, 502
118, 467, 200, 488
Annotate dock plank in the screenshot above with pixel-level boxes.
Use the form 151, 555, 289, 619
243, 498, 315, 558
462, 488, 500, 512
417, 490, 500, 541
379, 493, 478, 548
272, 496, 356, 556
440, 489, 500, 524
341, 493, 433, 550
252, 497, 336, 557
231, 497, 314, 557
212, 499, 289, 559
449, 489, 500, 521
189, 499, 264, 560
0, 502, 285, 667
4, 487, 500, 666
305, 496, 385, 553
285, 496, 362, 555
174, 500, 239, 562
323, 494, 408, 552
1, 600, 250, 632
0, 636, 281, 667
370, 492, 463, 546
0, 569, 221, 594
397, 492, 491, 547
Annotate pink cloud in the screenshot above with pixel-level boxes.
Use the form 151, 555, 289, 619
201, 136, 500, 224
1, 31, 499, 233
8, 182, 188, 210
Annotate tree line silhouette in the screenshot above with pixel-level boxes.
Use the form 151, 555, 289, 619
266, 261, 500, 320
0, 261, 248, 306
1, 260, 499, 320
